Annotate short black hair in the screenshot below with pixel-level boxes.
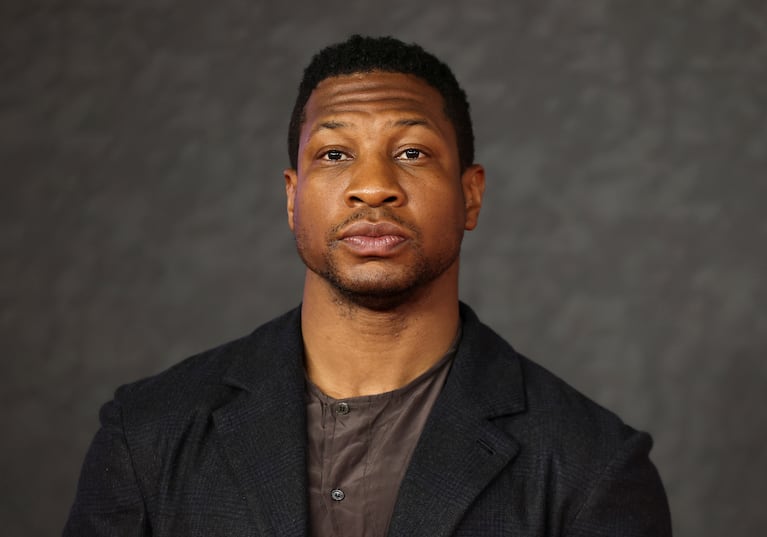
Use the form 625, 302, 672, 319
287, 35, 475, 172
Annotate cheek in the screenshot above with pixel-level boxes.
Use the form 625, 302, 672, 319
415, 188, 465, 226
293, 185, 319, 222
295, 179, 341, 215
293, 196, 329, 245
291, 195, 312, 241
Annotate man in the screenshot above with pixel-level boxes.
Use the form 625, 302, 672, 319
65, 35, 671, 536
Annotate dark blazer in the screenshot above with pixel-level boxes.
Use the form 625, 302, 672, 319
64, 304, 671, 536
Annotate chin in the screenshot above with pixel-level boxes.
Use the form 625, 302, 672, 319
333, 281, 427, 311
300, 246, 460, 310
324, 263, 456, 311
325, 272, 412, 306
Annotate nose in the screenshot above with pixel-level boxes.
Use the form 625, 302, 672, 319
344, 155, 406, 208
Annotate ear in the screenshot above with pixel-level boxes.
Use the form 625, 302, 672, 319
284, 168, 298, 232
461, 164, 485, 231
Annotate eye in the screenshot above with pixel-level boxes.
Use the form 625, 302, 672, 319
321, 149, 350, 162
396, 148, 426, 161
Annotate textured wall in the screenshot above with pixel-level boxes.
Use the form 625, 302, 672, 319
2, 1, 765, 535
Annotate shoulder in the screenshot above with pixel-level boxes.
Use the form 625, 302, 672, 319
519, 354, 636, 442
515, 357, 670, 534
459, 304, 669, 533
460, 303, 641, 451
109, 306, 302, 424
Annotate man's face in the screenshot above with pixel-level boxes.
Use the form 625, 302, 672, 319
284, 71, 484, 307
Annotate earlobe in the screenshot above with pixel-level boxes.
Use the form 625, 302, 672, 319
284, 169, 298, 231
462, 164, 486, 230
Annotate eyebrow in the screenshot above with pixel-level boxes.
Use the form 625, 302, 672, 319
317, 120, 348, 131
393, 118, 429, 127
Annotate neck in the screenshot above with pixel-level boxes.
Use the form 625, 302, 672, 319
300, 268, 461, 398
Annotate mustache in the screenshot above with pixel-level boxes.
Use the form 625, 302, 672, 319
330, 208, 419, 237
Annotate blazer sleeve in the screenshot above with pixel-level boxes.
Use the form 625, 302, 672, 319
63, 396, 149, 536
565, 430, 672, 537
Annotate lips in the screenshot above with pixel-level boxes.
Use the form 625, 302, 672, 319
338, 221, 409, 256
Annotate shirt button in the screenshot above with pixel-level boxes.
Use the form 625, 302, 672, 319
336, 402, 350, 415
331, 488, 345, 501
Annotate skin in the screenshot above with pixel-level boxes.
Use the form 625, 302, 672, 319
284, 71, 485, 398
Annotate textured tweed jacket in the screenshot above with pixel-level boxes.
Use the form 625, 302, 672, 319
64, 304, 672, 536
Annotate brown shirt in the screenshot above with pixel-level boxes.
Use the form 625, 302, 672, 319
305, 347, 456, 537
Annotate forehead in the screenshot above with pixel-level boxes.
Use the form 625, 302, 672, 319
302, 71, 451, 132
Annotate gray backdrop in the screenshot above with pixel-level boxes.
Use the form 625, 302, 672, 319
2, 0, 765, 535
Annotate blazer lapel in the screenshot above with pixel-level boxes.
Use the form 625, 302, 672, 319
212, 308, 309, 537
206, 304, 525, 537
388, 304, 527, 537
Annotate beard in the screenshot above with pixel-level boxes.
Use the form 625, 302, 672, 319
294, 209, 462, 311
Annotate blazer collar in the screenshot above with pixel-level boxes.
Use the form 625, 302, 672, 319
213, 307, 309, 537
451, 302, 526, 418
212, 303, 527, 537
387, 303, 527, 536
